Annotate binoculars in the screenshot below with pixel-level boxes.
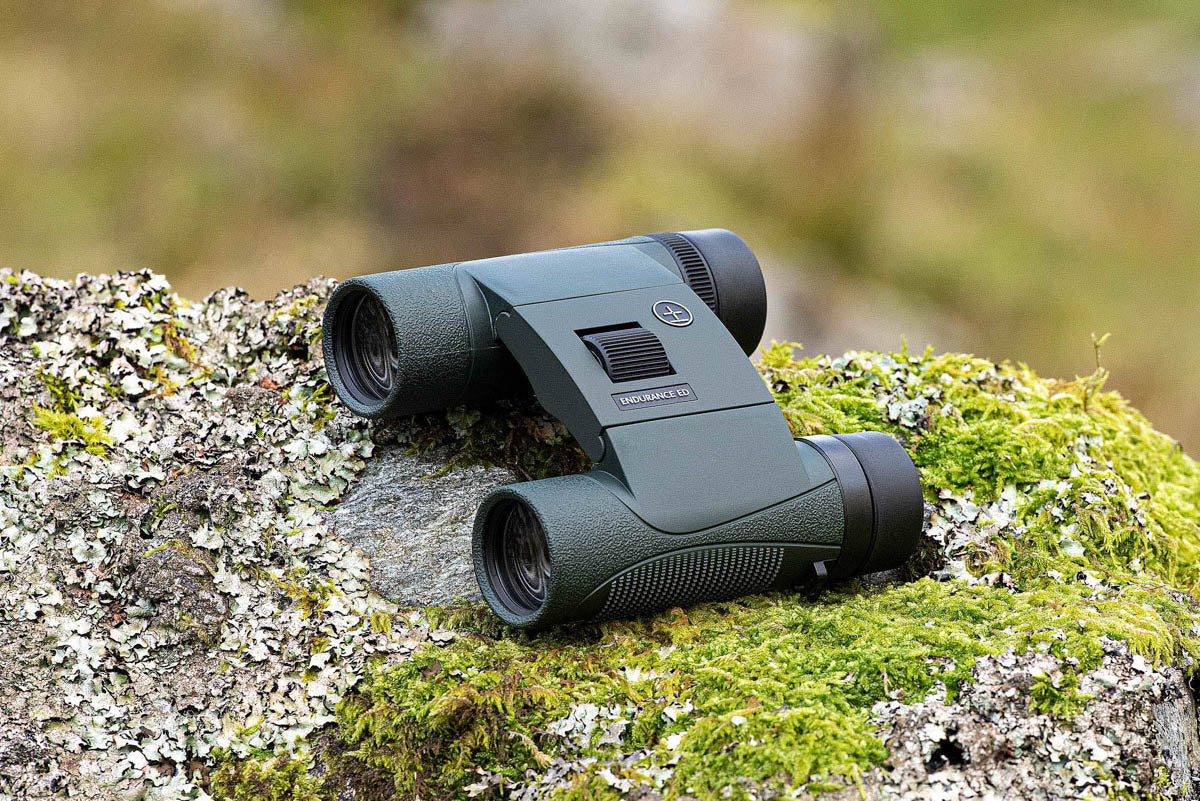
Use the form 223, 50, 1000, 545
323, 230, 923, 629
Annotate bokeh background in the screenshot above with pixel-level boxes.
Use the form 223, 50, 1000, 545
2, 1, 1198, 448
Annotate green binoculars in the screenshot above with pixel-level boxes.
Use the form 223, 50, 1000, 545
323, 230, 923, 629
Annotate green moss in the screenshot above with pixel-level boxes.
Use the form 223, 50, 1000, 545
329, 345, 1200, 799
162, 319, 203, 367
271, 567, 337, 620
141, 538, 212, 566
36, 370, 82, 413
31, 406, 111, 455
338, 637, 562, 798
760, 344, 1200, 587
269, 294, 320, 324
145, 500, 180, 529
209, 754, 327, 801
291, 383, 337, 431
31, 368, 114, 455
1029, 668, 1092, 720
339, 580, 1197, 799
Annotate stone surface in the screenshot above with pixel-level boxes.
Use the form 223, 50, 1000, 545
327, 446, 518, 606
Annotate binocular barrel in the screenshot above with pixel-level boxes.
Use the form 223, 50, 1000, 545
323, 230, 767, 419
474, 431, 921, 628
323, 229, 924, 629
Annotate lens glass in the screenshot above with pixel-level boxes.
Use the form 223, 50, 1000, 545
487, 500, 550, 615
338, 292, 399, 404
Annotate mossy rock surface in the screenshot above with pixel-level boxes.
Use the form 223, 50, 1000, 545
1, 269, 1199, 800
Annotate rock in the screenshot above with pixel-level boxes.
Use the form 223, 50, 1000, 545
864, 640, 1198, 800
127, 546, 228, 644
327, 446, 518, 606
2, 268, 1199, 801
1156, 675, 1200, 800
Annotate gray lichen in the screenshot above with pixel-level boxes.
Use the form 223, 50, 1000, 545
862, 639, 1197, 800
3, 268, 1200, 801
0, 270, 404, 799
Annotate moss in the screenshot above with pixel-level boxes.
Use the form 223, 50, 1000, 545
339, 580, 1197, 798
328, 345, 1200, 799
141, 538, 213, 567
760, 344, 1200, 586
162, 319, 203, 368
36, 370, 82, 413
379, 396, 590, 481
290, 383, 338, 431
337, 639, 562, 798
1028, 669, 1092, 720
31, 406, 111, 455
268, 294, 320, 324
209, 754, 327, 801
33, 367, 119, 454
271, 567, 338, 620
145, 500, 180, 529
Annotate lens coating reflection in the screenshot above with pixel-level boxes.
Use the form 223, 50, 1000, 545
487, 500, 550, 615
338, 292, 399, 405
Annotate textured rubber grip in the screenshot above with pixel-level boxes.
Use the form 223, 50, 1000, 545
596, 544, 784, 620
473, 472, 844, 629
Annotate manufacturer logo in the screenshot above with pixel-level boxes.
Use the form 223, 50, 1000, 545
652, 300, 693, 327
611, 383, 697, 410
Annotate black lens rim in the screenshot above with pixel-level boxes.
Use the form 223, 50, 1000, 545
484, 499, 551, 616
332, 289, 399, 408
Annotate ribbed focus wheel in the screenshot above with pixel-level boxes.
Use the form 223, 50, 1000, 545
580, 327, 673, 382
650, 232, 719, 315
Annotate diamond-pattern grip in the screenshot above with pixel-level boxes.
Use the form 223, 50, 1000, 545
581, 327, 673, 383
596, 545, 783, 620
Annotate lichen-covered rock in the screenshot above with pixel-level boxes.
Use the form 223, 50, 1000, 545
0, 270, 396, 800
2, 268, 1199, 801
865, 640, 1198, 800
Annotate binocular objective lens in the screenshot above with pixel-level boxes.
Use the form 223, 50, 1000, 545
338, 292, 398, 404
488, 500, 551, 615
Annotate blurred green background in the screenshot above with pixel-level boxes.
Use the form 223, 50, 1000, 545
2, 1, 1198, 449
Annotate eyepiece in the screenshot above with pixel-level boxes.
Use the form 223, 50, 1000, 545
835, 432, 924, 575
482, 499, 551, 616
800, 432, 924, 578
651, 229, 767, 355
